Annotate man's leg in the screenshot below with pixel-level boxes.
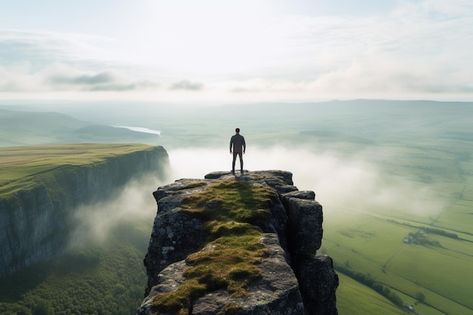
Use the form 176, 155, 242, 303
232, 152, 237, 174
239, 152, 243, 172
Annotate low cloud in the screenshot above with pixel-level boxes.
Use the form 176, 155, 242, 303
0, 30, 160, 94
70, 174, 165, 246
169, 80, 204, 91
48, 71, 158, 92
50, 72, 115, 85
0, 65, 159, 92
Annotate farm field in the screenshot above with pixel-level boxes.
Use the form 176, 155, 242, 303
322, 137, 473, 315
336, 273, 405, 315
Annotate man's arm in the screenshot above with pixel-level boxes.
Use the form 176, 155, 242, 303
242, 136, 246, 153
229, 136, 233, 153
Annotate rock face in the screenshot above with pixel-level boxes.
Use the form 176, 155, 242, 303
140, 170, 338, 315
0, 146, 169, 276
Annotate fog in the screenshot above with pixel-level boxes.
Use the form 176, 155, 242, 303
70, 175, 166, 247
70, 145, 446, 247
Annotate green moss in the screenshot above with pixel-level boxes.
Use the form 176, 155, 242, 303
150, 178, 276, 314
150, 280, 206, 314
181, 178, 275, 223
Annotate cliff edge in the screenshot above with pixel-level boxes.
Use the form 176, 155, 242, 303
139, 170, 338, 315
0, 144, 169, 276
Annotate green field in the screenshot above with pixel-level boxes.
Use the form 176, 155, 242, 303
0, 143, 154, 197
321, 134, 473, 315
336, 273, 405, 315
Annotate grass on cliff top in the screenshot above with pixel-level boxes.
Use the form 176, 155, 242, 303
150, 178, 276, 314
0, 143, 155, 197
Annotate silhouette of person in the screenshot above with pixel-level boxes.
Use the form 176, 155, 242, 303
230, 128, 246, 174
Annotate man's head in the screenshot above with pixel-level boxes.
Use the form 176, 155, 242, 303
235, 128, 240, 134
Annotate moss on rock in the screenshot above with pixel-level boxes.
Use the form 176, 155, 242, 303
150, 178, 276, 314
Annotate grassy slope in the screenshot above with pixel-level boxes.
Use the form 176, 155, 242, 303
0, 143, 154, 197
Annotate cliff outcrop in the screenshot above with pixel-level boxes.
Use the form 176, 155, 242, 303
0, 146, 169, 276
139, 170, 338, 315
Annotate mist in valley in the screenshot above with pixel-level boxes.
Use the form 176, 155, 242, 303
69, 174, 167, 247
38, 99, 471, 251
68, 141, 448, 251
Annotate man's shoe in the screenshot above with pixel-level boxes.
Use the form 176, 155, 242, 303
231, 170, 235, 175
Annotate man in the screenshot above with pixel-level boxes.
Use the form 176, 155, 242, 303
229, 128, 246, 174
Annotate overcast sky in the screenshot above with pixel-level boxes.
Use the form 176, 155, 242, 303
0, 0, 472, 103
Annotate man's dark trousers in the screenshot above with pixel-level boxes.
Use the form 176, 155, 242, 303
232, 151, 243, 173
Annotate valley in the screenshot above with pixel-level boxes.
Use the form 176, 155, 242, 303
0, 101, 472, 314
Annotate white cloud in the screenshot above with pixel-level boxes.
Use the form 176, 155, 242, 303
0, 64, 159, 92
222, 0, 473, 100
169, 80, 204, 91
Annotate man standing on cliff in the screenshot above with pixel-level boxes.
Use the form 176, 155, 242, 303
230, 128, 246, 175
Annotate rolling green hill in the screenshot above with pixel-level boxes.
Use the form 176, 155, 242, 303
0, 109, 159, 146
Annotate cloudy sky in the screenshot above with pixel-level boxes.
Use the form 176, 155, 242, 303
0, 0, 472, 103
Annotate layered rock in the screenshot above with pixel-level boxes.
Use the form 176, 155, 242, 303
0, 146, 169, 276
140, 170, 338, 315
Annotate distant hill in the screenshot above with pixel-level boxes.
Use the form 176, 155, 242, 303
73, 125, 159, 142
0, 109, 159, 146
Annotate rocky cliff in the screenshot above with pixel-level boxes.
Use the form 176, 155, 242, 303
0, 146, 169, 276
139, 170, 338, 315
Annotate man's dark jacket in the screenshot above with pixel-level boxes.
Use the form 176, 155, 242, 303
230, 134, 246, 153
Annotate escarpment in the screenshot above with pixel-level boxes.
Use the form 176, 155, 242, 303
0, 146, 169, 276
139, 170, 338, 315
